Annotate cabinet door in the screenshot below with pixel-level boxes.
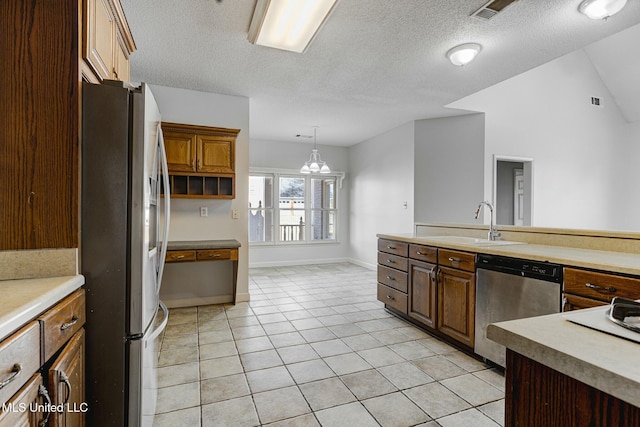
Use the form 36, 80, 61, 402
84, 0, 115, 81
197, 135, 235, 173
408, 260, 437, 329
164, 132, 197, 173
113, 33, 130, 82
437, 267, 476, 348
49, 329, 85, 427
0, 374, 47, 427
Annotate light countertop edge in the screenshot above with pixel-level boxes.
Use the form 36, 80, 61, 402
0, 275, 85, 341
167, 240, 241, 250
487, 312, 640, 407
376, 233, 640, 276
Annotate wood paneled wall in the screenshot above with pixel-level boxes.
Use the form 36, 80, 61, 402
0, 0, 79, 249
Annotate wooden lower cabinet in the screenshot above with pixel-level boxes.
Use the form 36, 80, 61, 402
0, 374, 48, 427
563, 267, 640, 312
48, 329, 85, 427
408, 260, 437, 329
437, 266, 476, 348
506, 349, 640, 426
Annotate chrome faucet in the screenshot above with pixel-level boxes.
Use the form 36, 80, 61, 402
475, 201, 500, 241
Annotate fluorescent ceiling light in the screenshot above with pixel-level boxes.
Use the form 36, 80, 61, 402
248, 0, 340, 53
447, 43, 482, 66
579, 0, 628, 20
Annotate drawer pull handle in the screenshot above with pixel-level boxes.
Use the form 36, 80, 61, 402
416, 251, 422, 255
448, 257, 461, 265
61, 316, 79, 331
387, 245, 395, 249
38, 384, 51, 427
0, 363, 22, 390
60, 372, 72, 404
386, 275, 395, 281
387, 259, 395, 263
585, 283, 617, 293
173, 255, 185, 259
209, 254, 221, 258
387, 295, 395, 301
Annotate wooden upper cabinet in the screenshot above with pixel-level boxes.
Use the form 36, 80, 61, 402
161, 122, 240, 198
83, 0, 135, 82
198, 134, 235, 173
164, 131, 198, 172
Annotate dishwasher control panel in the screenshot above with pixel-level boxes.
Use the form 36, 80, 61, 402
476, 254, 563, 283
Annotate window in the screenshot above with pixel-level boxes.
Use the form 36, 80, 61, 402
249, 171, 339, 244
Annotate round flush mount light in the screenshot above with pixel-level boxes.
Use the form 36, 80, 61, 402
579, 0, 628, 20
446, 43, 482, 67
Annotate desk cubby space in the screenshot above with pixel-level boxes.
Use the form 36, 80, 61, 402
163, 174, 235, 199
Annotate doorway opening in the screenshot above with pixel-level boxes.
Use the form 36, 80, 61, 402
493, 155, 533, 226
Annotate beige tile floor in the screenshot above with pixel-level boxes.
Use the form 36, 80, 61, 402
153, 263, 505, 427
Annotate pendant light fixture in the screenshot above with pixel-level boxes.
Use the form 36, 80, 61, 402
579, 0, 628, 20
300, 127, 331, 174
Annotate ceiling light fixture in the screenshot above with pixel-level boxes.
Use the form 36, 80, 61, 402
578, 0, 627, 20
300, 127, 331, 174
446, 43, 482, 66
248, 0, 340, 53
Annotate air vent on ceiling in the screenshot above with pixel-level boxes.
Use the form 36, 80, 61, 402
472, 0, 520, 20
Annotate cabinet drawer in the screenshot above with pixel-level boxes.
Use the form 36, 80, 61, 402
378, 239, 409, 257
377, 265, 408, 293
562, 293, 607, 312
409, 244, 437, 263
377, 252, 408, 272
0, 322, 40, 406
564, 268, 640, 303
166, 250, 196, 263
377, 284, 408, 314
197, 249, 237, 261
438, 249, 475, 272
38, 289, 86, 362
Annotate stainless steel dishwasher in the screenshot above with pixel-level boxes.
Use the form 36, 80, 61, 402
475, 254, 563, 367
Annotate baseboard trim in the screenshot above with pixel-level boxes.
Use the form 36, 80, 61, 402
163, 295, 233, 309
347, 258, 376, 270
249, 257, 351, 268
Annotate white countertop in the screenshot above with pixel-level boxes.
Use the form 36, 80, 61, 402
487, 310, 640, 407
0, 275, 85, 341
377, 233, 640, 276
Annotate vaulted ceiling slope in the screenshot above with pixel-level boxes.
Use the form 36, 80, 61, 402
121, 0, 640, 145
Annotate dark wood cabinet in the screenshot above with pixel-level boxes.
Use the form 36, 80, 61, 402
505, 349, 640, 426
562, 267, 640, 312
0, 374, 48, 427
408, 260, 437, 329
161, 122, 239, 199
437, 267, 475, 347
48, 329, 85, 427
377, 239, 409, 315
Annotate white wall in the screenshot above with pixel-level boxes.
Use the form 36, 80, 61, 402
413, 114, 485, 225
249, 139, 350, 267
150, 84, 250, 304
449, 49, 638, 231
348, 122, 415, 268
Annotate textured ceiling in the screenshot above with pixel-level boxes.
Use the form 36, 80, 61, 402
120, 0, 640, 146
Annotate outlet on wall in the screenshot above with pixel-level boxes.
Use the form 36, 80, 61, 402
200, 207, 208, 217
232, 209, 239, 219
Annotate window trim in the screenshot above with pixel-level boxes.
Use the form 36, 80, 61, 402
249, 167, 344, 246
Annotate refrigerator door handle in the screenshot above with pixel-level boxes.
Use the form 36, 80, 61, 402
148, 301, 169, 342
157, 124, 171, 295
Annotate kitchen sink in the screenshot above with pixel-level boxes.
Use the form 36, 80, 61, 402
422, 235, 525, 246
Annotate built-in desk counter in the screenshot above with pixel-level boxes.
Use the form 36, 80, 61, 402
165, 240, 241, 304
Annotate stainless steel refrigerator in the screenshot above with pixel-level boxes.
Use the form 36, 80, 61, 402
81, 81, 170, 427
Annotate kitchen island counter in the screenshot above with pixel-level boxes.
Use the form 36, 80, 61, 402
488, 310, 640, 424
